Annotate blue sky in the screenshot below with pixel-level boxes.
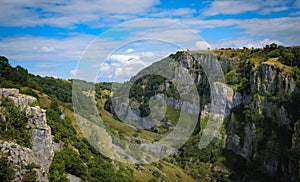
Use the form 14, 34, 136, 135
0, 0, 299, 81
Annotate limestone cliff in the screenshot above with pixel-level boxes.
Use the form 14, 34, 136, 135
0, 88, 54, 181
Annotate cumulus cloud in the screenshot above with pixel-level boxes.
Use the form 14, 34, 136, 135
238, 17, 300, 42
97, 51, 162, 82
183, 16, 300, 45
70, 69, 78, 77
0, 34, 96, 61
196, 41, 211, 49
202, 1, 259, 16
201, 0, 291, 17
0, 0, 159, 27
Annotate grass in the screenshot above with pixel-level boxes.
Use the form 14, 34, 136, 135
262, 57, 293, 74
121, 160, 195, 182
20, 86, 51, 108
99, 108, 162, 142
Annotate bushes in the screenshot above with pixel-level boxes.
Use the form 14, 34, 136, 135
47, 101, 131, 181
0, 100, 32, 148
49, 147, 132, 181
49, 148, 87, 181
179, 135, 223, 164
0, 157, 14, 182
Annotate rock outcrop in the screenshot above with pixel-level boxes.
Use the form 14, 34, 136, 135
0, 88, 54, 181
28, 106, 54, 181
226, 123, 256, 160
251, 64, 296, 95
0, 88, 37, 107
0, 141, 37, 181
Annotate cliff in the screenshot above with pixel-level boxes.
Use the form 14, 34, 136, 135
0, 88, 54, 181
107, 48, 300, 181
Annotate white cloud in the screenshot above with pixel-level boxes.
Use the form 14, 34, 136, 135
98, 52, 161, 82
182, 18, 240, 29
0, 34, 96, 78
70, 69, 78, 77
202, 1, 259, 16
109, 54, 138, 63
0, 34, 96, 61
183, 16, 300, 45
259, 6, 288, 14
41, 46, 56, 52
0, 0, 159, 27
210, 38, 283, 49
196, 41, 211, 49
150, 8, 196, 18
124, 48, 134, 53
201, 0, 291, 17
238, 17, 300, 40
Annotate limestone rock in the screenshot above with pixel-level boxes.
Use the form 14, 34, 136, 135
28, 106, 54, 182
0, 88, 19, 97
0, 140, 38, 182
0, 88, 37, 107
226, 123, 256, 160
211, 82, 241, 117
8, 95, 37, 107
226, 134, 240, 152
0, 88, 55, 182
251, 64, 296, 96
66, 173, 82, 182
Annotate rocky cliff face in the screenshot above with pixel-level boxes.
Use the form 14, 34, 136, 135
251, 63, 296, 95
173, 52, 298, 180
28, 106, 54, 181
0, 88, 54, 181
226, 123, 256, 160
0, 88, 37, 107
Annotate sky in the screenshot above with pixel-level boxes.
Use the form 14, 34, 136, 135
0, 0, 299, 81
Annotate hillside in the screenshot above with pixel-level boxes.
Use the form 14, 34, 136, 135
0, 44, 300, 181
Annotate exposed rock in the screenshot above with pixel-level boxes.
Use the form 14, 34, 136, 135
0, 88, 19, 97
0, 88, 37, 107
226, 123, 255, 160
66, 173, 82, 182
52, 139, 64, 152
241, 123, 256, 159
8, 95, 37, 107
28, 106, 54, 182
0, 140, 38, 182
0, 88, 54, 182
251, 64, 296, 96
213, 165, 230, 174
277, 106, 291, 126
212, 82, 241, 117
226, 134, 240, 152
